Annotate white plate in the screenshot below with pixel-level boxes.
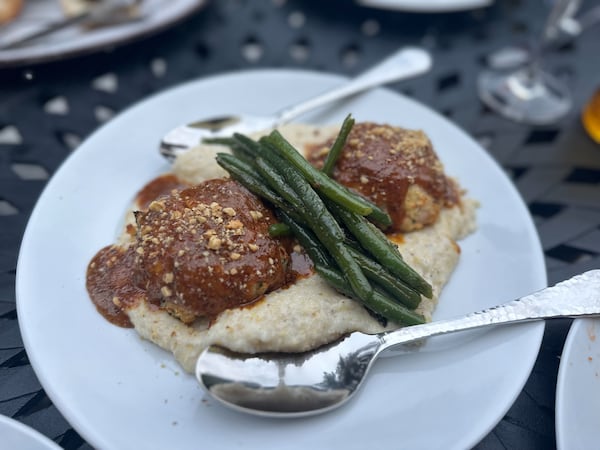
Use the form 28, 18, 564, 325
357, 0, 493, 13
16, 69, 546, 450
0, 415, 62, 450
0, 0, 206, 67
556, 318, 600, 449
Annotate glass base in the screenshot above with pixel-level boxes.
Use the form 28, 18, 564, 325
477, 67, 572, 125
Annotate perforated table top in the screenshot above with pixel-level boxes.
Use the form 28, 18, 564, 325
1, 1, 599, 448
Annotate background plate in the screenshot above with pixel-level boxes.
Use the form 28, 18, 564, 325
0, 0, 206, 67
16, 69, 546, 450
556, 318, 600, 449
0, 414, 62, 450
357, 0, 493, 13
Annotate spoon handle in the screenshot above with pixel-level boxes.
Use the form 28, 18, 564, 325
274, 47, 432, 125
380, 270, 600, 351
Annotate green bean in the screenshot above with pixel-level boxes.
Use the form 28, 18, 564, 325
203, 137, 255, 162
272, 154, 373, 301
259, 148, 346, 241
264, 130, 393, 227
232, 133, 263, 159
362, 202, 393, 229
321, 114, 354, 176
282, 205, 421, 309
276, 210, 332, 267
255, 156, 304, 211
268, 223, 291, 237
328, 202, 433, 298
281, 208, 420, 309
261, 131, 374, 215
215, 153, 305, 225
288, 212, 421, 309
314, 265, 425, 326
279, 199, 421, 309
217, 132, 430, 324
202, 137, 238, 147
215, 152, 261, 181
346, 245, 421, 309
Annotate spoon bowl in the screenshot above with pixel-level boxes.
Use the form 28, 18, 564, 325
197, 270, 600, 417
160, 47, 432, 161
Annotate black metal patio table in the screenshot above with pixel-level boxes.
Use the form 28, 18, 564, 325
1, 1, 599, 448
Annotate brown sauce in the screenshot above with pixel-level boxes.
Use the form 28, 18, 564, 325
134, 178, 291, 323
86, 245, 142, 328
388, 233, 405, 245
229, 247, 315, 313
87, 122, 456, 328
135, 173, 190, 210
288, 247, 314, 280
307, 122, 459, 232
86, 175, 311, 327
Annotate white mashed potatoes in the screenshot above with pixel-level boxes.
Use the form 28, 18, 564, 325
124, 124, 477, 373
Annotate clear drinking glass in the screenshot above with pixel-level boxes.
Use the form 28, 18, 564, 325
477, 0, 581, 125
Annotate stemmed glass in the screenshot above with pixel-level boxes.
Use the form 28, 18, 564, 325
477, 0, 581, 125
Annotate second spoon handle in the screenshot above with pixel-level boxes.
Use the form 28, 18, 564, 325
381, 270, 600, 351
275, 47, 432, 125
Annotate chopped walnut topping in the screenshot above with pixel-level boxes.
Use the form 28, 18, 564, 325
307, 122, 459, 233
249, 210, 263, 220
163, 272, 174, 283
149, 200, 165, 212
133, 178, 289, 323
226, 219, 243, 230
208, 236, 222, 250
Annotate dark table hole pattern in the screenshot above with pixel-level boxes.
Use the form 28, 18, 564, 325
437, 72, 461, 91
241, 35, 264, 63
56, 131, 82, 151
0, 199, 18, 216
566, 167, 600, 184
525, 128, 561, 145
290, 37, 311, 63
14, 391, 54, 418
529, 202, 566, 219
0, 1, 598, 449
0, 125, 23, 145
1, 349, 28, 369
43, 97, 69, 115
10, 163, 49, 181
546, 244, 599, 264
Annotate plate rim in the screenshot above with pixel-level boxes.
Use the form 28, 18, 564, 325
357, 0, 494, 13
0, 414, 62, 450
15, 67, 547, 450
555, 317, 599, 449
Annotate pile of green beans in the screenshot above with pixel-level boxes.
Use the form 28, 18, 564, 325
212, 116, 431, 325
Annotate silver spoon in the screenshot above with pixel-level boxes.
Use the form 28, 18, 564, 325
160, 46, 431, 161
196, 270, 600, 417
